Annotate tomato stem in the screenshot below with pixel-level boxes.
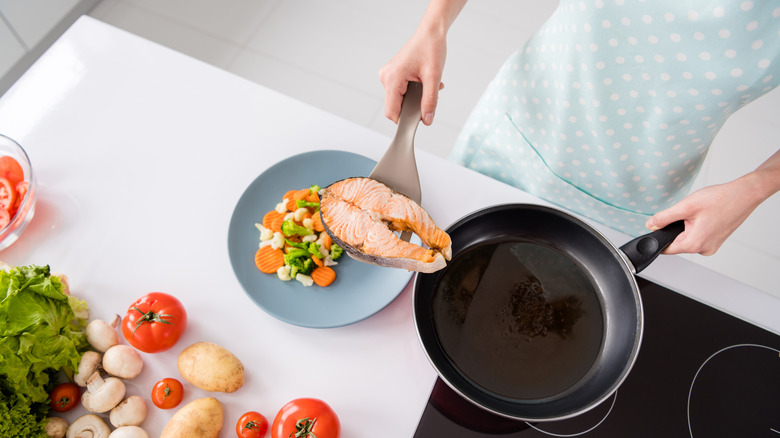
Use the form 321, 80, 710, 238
244, 421, 260, 431
291, 417, 318, 438
131, 306, 176, 336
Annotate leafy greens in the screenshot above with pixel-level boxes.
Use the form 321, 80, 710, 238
0, 265, 89, 436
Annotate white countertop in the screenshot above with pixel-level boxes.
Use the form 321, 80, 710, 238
0, 16, 778, 437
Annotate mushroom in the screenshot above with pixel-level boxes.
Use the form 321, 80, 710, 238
110, 395, 147, 427
74, 351, 103, 387
81, 371, 126, 413
66, 414, 110, 438
86, 315, 121, 352
108, 426, 149, 438
45, 417, 68, 438
102, 345, 143, 380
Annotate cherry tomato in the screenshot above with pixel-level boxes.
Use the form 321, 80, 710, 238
0, 209, 9, 229
0, 177, 16, 211
49, 382, 80, 412
271, 398, 340, 438
151, 378, 184, 409
122, 292, 187, 353
237, 411, 269, 438
0, 156, 24, 185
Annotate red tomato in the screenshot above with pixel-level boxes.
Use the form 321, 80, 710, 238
237, 411, 269, 438
0, 156, 24, 185
122, 292, 187, 353
151, 378, 183, 409
0, 178, 16, 211
0, 209, 9, 229
49, 382, 80, 412
271, 398, 340, 438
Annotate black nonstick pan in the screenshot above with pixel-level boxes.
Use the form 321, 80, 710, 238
413, 204, 683, 421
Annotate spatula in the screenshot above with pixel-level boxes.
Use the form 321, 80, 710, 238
369, 82, 423, 241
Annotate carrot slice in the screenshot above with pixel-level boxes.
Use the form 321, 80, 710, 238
254, 246, 285, 274
311, 266, 336, 287
311, 212, 325, 232
311, 255, 324, 267
263, 210, 283, 228
285, 189, 311, 211
320, 232, 332, 251
263, 210, 286, 234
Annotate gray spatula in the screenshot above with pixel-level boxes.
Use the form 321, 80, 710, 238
369, 81, 423, 203
369, 82, 423, 241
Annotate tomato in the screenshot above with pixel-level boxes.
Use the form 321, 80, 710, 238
0, 209, 9, 229
0, 156, 24, 185
271, 398, 340, 438
122, 292, 187, 353
49, 382, 80, 412
237, 411, 269, 438
151, 378, 184, 409
0, 178, 16, 211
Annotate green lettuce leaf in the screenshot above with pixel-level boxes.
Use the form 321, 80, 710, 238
0, 265, 89, 405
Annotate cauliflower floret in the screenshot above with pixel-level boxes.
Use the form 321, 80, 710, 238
269, 232, 285, 250
254, 223, 274, 241
284, 212, 295, 222
302, 234, 318, 243
302, 217, 314, 230
323, 256, 338, 267
293, 207, 309, 223
277, 265, 292, 281
275, 200, 288, 213
295, 274, 314, 287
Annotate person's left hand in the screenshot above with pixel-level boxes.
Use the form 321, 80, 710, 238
645, 177, 761, 256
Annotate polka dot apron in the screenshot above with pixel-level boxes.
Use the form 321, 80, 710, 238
450, 0, 780, 235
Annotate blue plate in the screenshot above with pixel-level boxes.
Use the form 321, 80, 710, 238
228, 150, 414, 328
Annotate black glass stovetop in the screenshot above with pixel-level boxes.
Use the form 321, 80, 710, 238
414, 277, 780, 437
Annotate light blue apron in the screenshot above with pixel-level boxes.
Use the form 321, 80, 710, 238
451, 0, 780, 235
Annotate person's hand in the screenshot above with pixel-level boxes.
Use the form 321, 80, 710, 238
379, 0, 467, 125
379, 28, 447, 126
645, 178, 761, 256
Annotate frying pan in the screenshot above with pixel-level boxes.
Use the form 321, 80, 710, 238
414, 204, 683, 421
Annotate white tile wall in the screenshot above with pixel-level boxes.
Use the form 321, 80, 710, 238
0, 0, 98, 93
16, 0, 780, 296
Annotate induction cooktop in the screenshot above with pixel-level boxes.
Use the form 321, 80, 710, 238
413, 277, 780, 437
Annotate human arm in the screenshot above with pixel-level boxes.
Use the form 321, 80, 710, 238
378, 0, 468, 125
645, 149, 780, 255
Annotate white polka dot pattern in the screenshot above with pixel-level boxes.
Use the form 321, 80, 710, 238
450, 0, 780, 234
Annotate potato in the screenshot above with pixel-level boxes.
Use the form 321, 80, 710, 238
177, 342, 245, 393
161, 397, 223, 438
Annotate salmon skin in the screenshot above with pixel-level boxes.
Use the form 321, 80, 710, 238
319, 177, 452, 273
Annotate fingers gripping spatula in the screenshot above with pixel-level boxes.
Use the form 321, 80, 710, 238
369, 82, 423, 241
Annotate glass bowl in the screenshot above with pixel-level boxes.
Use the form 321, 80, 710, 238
0, 134, 36, 250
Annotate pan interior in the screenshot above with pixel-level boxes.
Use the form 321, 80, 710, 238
432, 238, 604, 401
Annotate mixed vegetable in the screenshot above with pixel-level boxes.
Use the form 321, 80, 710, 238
255, 185, 344, 287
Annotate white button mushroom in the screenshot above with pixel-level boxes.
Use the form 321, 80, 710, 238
108, 426, 148, 438
110, 395, 147, 428
74, 351, 103, 387
81, 372, 126, 413
86, 315, 121, 352
45, 417, 68, 438
102, 345, 143, 380
66, 414, 110, 438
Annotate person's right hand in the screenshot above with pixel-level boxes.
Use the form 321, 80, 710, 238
379, 25, 447, 126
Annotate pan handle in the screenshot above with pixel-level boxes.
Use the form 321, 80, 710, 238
619, 220, 685, 274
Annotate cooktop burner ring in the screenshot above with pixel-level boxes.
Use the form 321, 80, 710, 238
686, 343, 780, 437
525, 391, 618, 437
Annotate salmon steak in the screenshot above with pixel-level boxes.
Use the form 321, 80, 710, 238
318, 177, 452, 273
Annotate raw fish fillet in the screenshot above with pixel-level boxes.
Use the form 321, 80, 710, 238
319, 177, 452, 273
